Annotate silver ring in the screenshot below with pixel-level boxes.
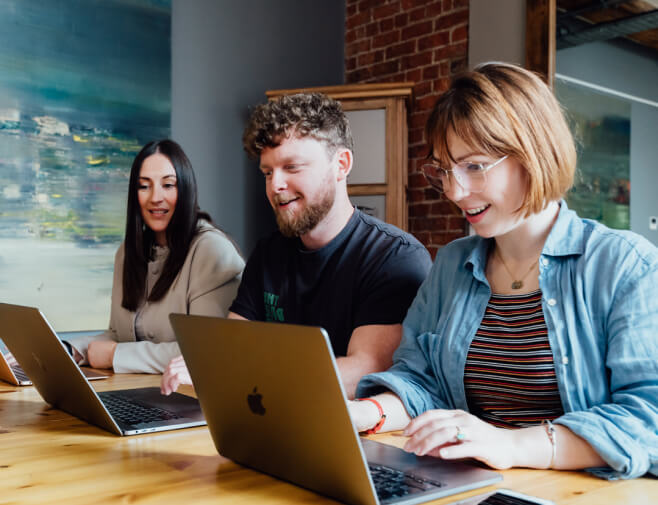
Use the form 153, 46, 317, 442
454, 425, 466, 443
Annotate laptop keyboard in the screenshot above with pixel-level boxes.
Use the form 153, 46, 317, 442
11, 365, 30, 383
101, 392, 182, 426
369, 463, 444, 502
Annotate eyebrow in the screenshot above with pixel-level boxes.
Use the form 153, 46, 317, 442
138, 174, 177, 180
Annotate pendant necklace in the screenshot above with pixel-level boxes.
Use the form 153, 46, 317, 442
495, 248, 538, 290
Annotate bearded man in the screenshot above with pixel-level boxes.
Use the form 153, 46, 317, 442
162, 93, 431, 398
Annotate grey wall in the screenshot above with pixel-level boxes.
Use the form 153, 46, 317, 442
557, 41, 658, 245
468, 0, 525, 68
172, 0, 345, 254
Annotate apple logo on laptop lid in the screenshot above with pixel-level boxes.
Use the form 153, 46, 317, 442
247, 387, 266, 415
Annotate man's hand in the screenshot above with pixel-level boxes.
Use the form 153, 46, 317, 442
87, 341, 117, 369
161, 355, 192, 395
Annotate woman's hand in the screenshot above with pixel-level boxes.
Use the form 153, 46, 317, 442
87, 341, 117, 369
160, 355, 192, 396
402, 409, 518, 469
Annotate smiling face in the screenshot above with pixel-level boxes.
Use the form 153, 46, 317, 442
137, 152, 178, 245
260, 135, 337, 238
440, 129, 527, 239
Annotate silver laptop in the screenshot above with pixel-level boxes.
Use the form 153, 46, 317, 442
1, 332, 109, 386
0, 303, 206, 435
171, 314, 502, 505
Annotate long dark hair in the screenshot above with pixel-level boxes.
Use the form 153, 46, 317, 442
122, 139, 212, 311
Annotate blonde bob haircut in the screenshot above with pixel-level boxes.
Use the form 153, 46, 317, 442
425, 62, 576, 216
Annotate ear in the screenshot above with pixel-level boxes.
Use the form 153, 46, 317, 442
334, 148, 353, 182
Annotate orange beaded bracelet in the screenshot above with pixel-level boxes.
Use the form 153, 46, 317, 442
356, 397, 386, 434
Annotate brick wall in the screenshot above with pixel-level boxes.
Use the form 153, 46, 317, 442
345, 0, 469, 257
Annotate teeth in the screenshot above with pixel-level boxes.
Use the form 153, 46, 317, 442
465, 205, 489, 215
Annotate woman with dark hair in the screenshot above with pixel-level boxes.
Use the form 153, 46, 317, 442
68, 139, 244, 373
349, 63, 658, 479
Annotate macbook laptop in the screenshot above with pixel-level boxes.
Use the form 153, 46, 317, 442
171, 314, 502, 505
1, 332, 109, 386
0, 303, 206, 435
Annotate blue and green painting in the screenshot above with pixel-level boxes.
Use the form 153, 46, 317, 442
0, 0, 171, 330
555, 78, 631, 232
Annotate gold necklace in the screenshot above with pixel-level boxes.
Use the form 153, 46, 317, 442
495, 248, 538, 290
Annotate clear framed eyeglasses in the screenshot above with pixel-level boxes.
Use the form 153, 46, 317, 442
421, 155, 508, 194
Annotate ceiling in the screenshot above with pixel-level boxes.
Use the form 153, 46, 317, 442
556, 0, 658, 52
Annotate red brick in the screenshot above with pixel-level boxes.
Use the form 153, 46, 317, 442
439, 60, 450, 76
424, 187, 441, 200
408, 127, 425, 146
356, 25, 367, 38
427, 245, 438, 259
373, 3, 399, 19
408, 188, 425, 203
346, 39, 371, 57
402, 0, 432, 8
346, 67, 373, 83
432, 77, 451, 93
433, 41, 467, 61
346, 11, 371, 31
434, 10, 468, 30
410, 217, 434, 232
408, 171, 427, 188
401, 20, 433, 40
412, 231, 431, 245
373, 50, 385, 63
442, 0, 453, 11
366, 21, 380, 37
346, 28, 358, 44
358, 0, 380, 12
448, 215, 466, 231
347, 4, 358, 17
410, 110, 430, 128
409, 202, 431, 217
409, 6, 427, 22
451, 24, 467, 43
386, 40, 416, 59
380, 17, 394, 32
346, 57, 357, 71
416, 93, 439, 111
409, 144, 429, 159
431, 200, 461, 215
454, 0, 469, 7
418, 31, 450, 51
395, 13, 408, 28
422, 65, 439, 80
358, 52, 378, 66
372, 30, 400, 48
404, 68, 422, 82
402, 50, 432, 70
426, 1, 444, 18
372, 60, 399, 76
413, 81, 432, 97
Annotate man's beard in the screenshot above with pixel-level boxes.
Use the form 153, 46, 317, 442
274, 184, 335, 238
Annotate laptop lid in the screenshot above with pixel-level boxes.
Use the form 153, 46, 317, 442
0, 303, 205, 435
171, 314, 501, 505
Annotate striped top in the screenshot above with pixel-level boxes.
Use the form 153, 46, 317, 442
464, 290, 564, 428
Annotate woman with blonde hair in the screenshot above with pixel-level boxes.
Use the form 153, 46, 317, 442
349, 62, 658, 479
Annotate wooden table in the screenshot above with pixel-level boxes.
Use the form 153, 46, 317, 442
1, 373, 655, 504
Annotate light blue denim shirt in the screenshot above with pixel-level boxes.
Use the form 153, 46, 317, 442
357, 202, 658, 479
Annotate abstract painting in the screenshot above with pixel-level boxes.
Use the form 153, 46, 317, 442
0, 0, 171, 330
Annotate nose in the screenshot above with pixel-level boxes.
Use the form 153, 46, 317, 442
149, 185, 164, 203
269, 168, 288, 193
443, 176, 470, 202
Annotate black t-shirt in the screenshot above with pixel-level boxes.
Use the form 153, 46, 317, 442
229, 209, 432, 356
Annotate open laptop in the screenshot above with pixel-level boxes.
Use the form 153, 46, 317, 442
1, 332, 109, 386
171, 314, 502, 505
0, 303, 206, 435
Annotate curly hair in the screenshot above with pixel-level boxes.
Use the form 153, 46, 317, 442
242, 92, 353, 159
